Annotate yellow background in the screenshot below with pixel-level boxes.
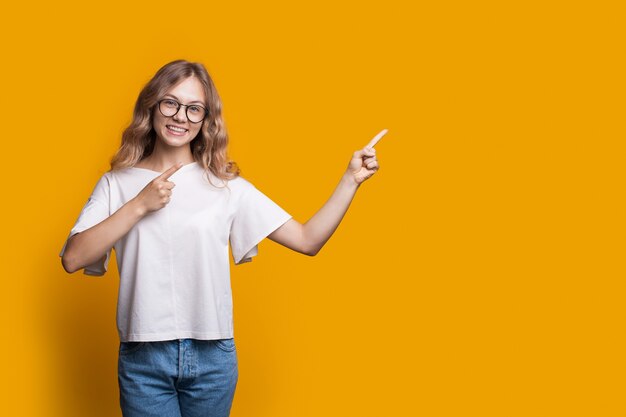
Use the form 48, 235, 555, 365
1, 0, 624, 416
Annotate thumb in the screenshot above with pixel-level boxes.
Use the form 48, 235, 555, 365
354, 147, 376, 159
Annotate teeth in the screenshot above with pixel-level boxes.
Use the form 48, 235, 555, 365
167, 125, 187, 132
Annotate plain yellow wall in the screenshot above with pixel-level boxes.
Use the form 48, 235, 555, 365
1, 1, 624, 416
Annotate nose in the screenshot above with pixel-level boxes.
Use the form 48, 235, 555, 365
173, 105, 188, 123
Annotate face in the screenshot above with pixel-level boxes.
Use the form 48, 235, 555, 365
153, 76, 207, 147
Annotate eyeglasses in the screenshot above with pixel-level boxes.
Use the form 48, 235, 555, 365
157, 99, 208, 123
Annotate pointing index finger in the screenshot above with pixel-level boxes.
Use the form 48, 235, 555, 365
158, 162, 184, 180
366, 129, 388, 149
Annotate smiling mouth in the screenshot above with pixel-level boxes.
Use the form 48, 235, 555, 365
166, 125, 188, 133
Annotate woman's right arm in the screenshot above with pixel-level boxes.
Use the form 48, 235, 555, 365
61, 162, 183, 274
61, 199, 147, 273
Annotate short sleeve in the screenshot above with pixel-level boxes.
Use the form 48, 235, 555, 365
59, 174, 112, 276
230, 182, 292, 265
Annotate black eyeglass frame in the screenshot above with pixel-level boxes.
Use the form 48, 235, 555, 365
157, 99, 208, 124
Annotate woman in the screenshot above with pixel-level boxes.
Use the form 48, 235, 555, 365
59, 59, 380, 417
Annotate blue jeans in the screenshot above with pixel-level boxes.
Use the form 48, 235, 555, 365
118, 338, 238, 417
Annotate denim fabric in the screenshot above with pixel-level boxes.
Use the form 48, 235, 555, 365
118, 338, 238, 417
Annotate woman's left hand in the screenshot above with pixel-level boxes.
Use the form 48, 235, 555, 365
346, 146, 380, 185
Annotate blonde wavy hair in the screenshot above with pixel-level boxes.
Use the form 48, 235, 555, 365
110, 59, 239, 186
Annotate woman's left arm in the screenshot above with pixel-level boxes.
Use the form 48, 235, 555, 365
267, 145, 380, 256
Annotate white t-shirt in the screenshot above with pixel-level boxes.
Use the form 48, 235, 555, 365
59, 162, 292, 342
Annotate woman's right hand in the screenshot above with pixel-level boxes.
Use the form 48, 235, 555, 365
133, 163, 183, 215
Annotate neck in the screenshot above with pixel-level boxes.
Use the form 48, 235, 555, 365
142, 143, 195, 171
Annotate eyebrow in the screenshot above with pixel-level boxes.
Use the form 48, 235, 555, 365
163, 94, 205, 106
